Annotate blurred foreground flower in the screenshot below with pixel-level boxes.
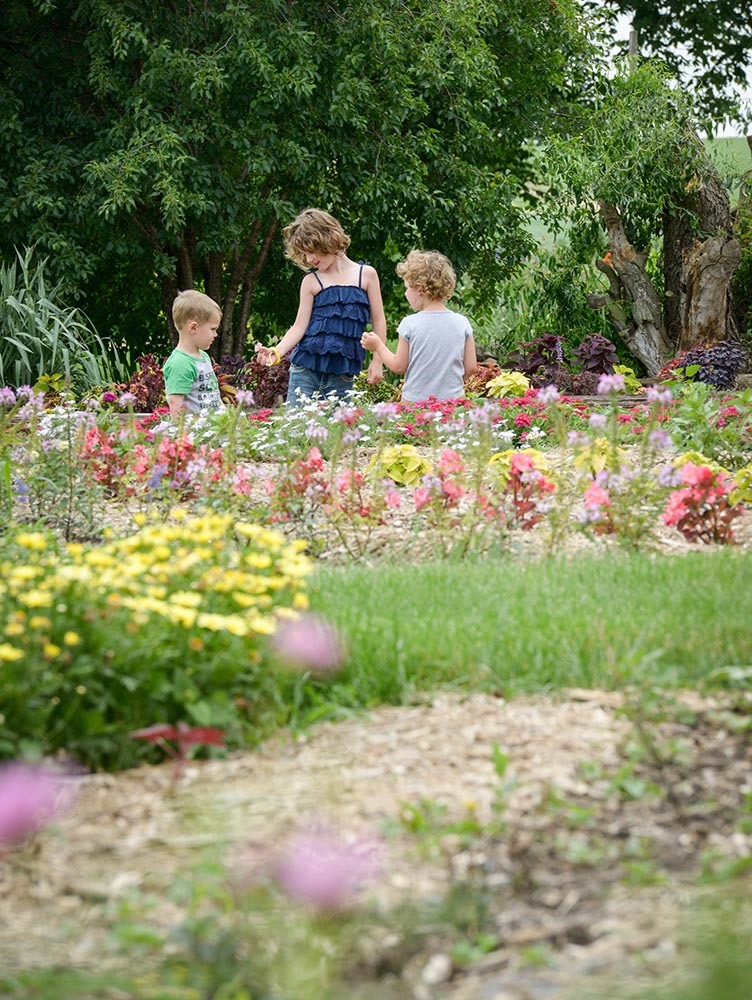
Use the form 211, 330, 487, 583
0, 762, 70, 848
271, 613, 346, 674
274, 827, 382, 911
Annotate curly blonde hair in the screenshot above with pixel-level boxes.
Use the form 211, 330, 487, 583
172, 290, 222, 331
282, 208, 351, 267
396, 250, 456, 301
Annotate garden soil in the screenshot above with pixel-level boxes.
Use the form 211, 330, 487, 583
2, 686, 752, 999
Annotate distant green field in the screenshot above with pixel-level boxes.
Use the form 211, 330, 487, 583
706, 135, 751, 199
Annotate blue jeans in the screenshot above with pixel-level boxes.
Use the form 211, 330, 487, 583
286, 364, 355, 406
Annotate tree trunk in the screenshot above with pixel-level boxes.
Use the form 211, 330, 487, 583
598, 201, 674, 374
679, 234, 741, 350
668, 134, 740, 352
662, 205, 691, 345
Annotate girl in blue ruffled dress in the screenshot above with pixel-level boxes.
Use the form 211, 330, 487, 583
255, 208, 387, 404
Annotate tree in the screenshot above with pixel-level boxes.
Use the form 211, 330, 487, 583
546, 63, 741, 374
0, 0, 594, 360
583, 0, 752, 126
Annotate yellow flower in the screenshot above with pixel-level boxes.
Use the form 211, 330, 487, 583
4, 623, 24, 637
187, 636, 204, 652
293, 592, 310, 609
8, 566, 42, 582
43, 643, 61, 658
18, 589, 52, 609
63, 631, 81, 646
29, 616, 52, 630
196, 613, 248, 636
133, 512, 148, 526
0, 643, 24, 662
15, 532, 48, 550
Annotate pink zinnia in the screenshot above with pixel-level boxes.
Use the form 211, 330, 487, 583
0, 763, 68, 847
271, 613, 346, 674
275, 828, 381, 911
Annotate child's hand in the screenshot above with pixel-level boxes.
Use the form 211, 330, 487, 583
254, 343, 275, 366
361, 331, 380, 351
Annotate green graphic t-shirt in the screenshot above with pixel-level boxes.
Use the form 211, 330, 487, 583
163, 349, 222, 414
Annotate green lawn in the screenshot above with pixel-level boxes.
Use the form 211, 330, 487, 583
304, 550, 752, 715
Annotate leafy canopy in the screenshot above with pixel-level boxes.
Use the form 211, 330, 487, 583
0, 0, 594, 356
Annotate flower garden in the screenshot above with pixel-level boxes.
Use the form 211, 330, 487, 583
2, 375, 752, 998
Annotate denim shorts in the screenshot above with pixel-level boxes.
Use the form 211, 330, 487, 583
286, 364, 355, 406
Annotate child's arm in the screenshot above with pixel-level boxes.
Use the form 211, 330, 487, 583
255, 273, 316, 365
463, 334, 478, 377
167, 394, 187, 419
362, 266, 387, 384
361, 331, 409, 375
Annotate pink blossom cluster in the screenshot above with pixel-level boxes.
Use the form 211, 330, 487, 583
662, 463, 742, 545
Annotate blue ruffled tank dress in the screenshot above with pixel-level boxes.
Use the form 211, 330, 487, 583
290, 264, 370, 376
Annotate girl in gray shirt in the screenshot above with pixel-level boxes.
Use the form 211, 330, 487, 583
361, 250, 477, 402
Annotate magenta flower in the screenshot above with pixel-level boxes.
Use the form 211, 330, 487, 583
0, 763, 67, 847
271, 613, 346, 674
275, 827, 381, 911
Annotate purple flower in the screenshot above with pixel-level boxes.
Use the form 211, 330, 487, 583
271, 614, 346, 674
536, 385, 560, 405
235, 389, 256, 409
588, 412, 607, 430
0, 763, 68, 847
118, 392, 137, 409
596, 373, 626, 396
305, 421, 329, 442
274, 827, 381, 911
372, 402, 399, 421
648, 428, 672, 450
101, 391, 118, 404
646, 386, 673, 406
0, 387, 17, 408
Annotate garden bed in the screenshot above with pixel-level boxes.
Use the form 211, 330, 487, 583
2, 688, 751, 999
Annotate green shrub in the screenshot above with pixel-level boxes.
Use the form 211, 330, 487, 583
0, 247, 126, 393
0, 514, 312, 770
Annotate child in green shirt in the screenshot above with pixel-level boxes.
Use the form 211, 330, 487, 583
163, 290, 224, 418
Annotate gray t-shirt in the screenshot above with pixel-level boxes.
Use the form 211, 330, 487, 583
163, 348, 223, 414
398, 309, 472, 402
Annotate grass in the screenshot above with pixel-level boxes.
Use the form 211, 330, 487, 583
304, 550, 752, 715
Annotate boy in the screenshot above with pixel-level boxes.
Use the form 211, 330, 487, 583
361, 250, 476, 402
163, 290, 224, 419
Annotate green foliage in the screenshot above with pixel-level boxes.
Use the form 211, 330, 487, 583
0, 0, 595, 357
667, 384, 752, 467
472, 243, 615, 361
585, 0, 752, 126
546, 62, 704, 252
0, 248, 125, 392
365, 444, 433, 486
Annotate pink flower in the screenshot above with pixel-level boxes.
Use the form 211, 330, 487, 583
413, 487, 431, 511
662, 492, 689, 527
384, 487, 402, 509
438, 449, 465, 475
509, 452, 536, 475
678, 463, 709, 487
271, 613, 346, 674
584, 483, 611, 509
275, 827, 381, 911
442, 478, 465, 503
0, 763, 68, 847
